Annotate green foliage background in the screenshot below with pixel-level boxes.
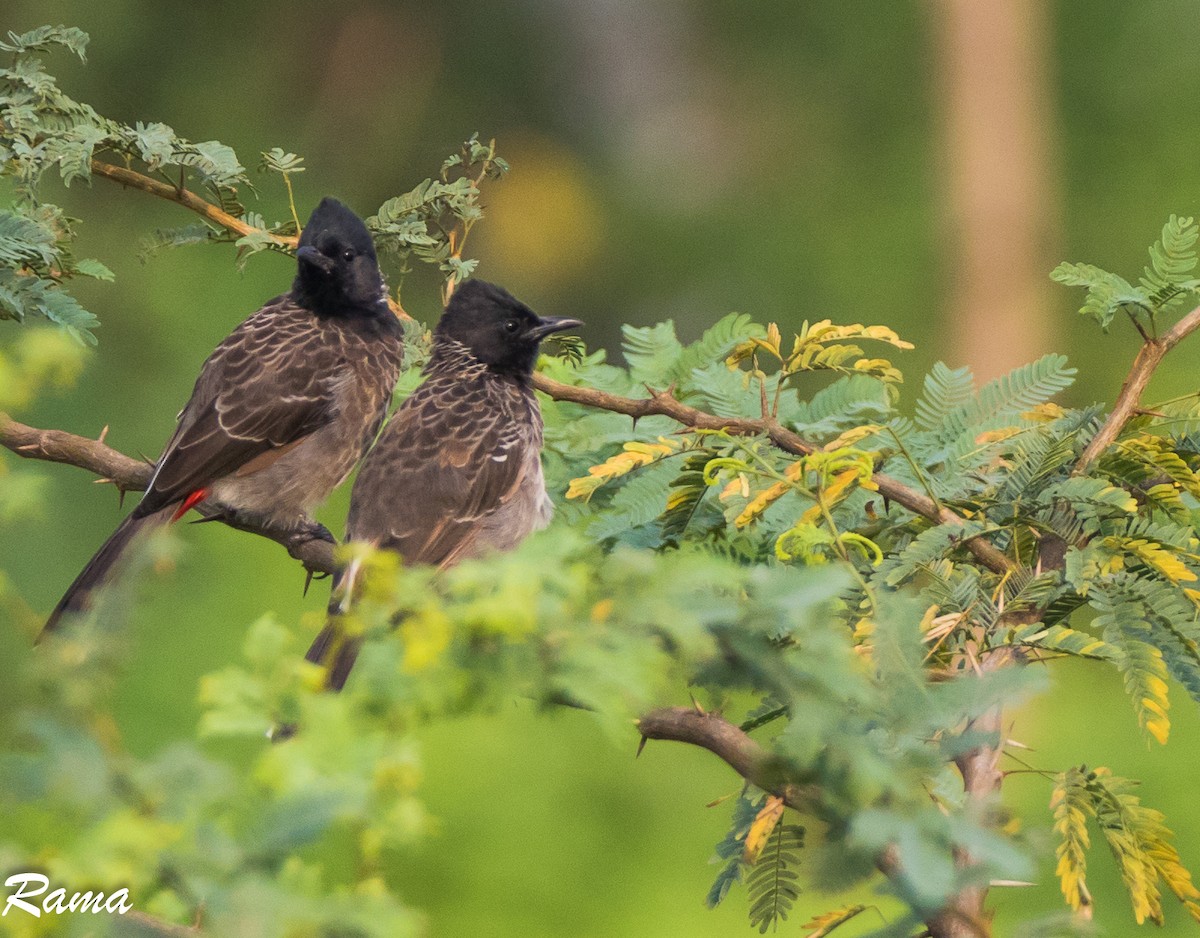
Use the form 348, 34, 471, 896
4, 2, 1200, 935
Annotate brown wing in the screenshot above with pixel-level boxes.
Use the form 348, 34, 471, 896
136, 297, 348, 516
346, 369, 538, 568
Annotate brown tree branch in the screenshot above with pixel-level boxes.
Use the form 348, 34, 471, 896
532, 374, 1013, 574
0, 372, 1012, 580
636, 706, 817, 812
636, 706, 979, 938
0, 411, 336, 576
90, 159, 295, 246
1074, 302, 1200, 474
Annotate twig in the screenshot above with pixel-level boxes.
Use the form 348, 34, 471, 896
637, 707, 816, 811
1074, 303, 1200, 474
90, 159, 411, 322
90, 160, 296, 246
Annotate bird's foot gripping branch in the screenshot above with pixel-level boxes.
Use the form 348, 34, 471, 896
7, 24, 1200, 938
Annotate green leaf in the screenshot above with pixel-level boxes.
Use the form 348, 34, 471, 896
260, 147, 306, 175
707, 792, 762, 909
1000, 622, 1118, 662
1051, 262, 1149, 330
0, 25, 90, 61
914, 362, 975, 431
1141, 214, 1200, 302
72, 258, 113, 281
622, 320, 682, 384
746, 822, 804, 933
674, 312, 764, 379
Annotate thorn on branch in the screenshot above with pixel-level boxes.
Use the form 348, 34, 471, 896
636, 735, 648, 758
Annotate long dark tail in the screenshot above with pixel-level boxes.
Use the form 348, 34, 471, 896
304, 618, 362, 693
271, 570, 360, 742
303, 561, 361, 692
41, 506, 173, 638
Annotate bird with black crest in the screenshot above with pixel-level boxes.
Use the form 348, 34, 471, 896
300, 279, 581, 696
43, 197, 404, 635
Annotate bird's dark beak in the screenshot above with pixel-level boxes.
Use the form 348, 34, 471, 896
296, 245, 335, 274
529, 316, 584, 341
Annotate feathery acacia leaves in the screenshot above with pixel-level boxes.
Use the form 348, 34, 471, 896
1051, 263, 1148, 330
1051, 766, 1200, 925
1055, 215, 1200, 332
1051, 767, 1093, 917
1141, 214, 1200, 305
566, 437, 688, 501
0, 34, 509, 340
746, 822, 804, 933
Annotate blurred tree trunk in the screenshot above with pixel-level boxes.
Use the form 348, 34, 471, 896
933, 0, 1059, 382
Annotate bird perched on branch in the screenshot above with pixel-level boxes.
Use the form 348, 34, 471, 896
304, 279, 581, 691
43, 197, 404, 635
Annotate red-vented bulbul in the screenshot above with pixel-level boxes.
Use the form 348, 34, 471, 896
43, 197, 404, 635
304, 279, 581, 690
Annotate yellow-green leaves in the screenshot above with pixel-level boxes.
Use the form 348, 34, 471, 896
1051, 767, 1093, 918
704, 442, 882, 565
1052, 767, 1200, 926
1115, 435, 1200, 499
1120, 641, 1172, 746
742, 795, 785, 863
801, 906, 869, 937
726, 318, 913, 389
1103, 535, 1198, 584
566, 437, 685, 501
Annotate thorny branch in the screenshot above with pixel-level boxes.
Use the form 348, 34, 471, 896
637, 706, 987, 938
532, 373, 1014, 573
1073, 302, 1200, 473
637, 706, 817, 813
90, 160, 293, 245
1, 370, 1013, 584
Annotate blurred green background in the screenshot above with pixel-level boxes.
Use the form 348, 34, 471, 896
4, 1, 1200, 934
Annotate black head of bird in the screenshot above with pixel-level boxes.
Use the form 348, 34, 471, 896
437, 279, 583, 377
294, 197, 386, 315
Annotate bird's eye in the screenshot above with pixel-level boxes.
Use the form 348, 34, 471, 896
503, 319, 520, 333
342, 249, 355, 262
